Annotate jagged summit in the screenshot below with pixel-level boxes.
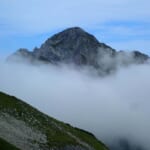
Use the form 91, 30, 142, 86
50, 27, 97, 40
8, 27, 116, 66
32, 27, 115, 66
42, 26, 112, 51
8, 27, 149, 74
51, 27, 90, 37
48, 27, 100, 45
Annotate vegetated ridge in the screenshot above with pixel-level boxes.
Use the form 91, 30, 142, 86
0, 91, 108, 150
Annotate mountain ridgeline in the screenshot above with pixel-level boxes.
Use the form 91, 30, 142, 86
8, 27, 149, 75
0, 91, 108, 150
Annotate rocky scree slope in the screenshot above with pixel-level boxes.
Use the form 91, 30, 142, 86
0, 91, 108, 150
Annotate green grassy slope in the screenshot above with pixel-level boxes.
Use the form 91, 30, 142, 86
0, 91, 109, 150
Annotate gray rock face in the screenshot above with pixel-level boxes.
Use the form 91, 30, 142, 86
0, 113, 47, 150
8, 27, 149, 74
33, 27, 115, 67
9, 27, 115, 66
7, 48, 34, 63
132, 51, 149, 63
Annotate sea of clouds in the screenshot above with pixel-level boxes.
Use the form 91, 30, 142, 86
0, 59, 150, 150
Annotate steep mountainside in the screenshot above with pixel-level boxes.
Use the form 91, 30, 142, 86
0, 91, 108, 150
32, 27, 115, 66
8, 27, 149, 74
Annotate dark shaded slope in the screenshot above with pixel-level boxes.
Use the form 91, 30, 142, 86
0, 137, 20, 150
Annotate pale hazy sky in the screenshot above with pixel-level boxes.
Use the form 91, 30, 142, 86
0, 0, 150, 57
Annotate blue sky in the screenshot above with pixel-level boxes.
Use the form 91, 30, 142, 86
0, 0, 150, 58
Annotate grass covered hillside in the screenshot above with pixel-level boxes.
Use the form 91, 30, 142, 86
0, 91, 109, 150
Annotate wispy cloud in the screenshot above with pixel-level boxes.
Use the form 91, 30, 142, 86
0, 0, 150, 34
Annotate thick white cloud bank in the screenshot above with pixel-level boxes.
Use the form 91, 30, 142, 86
0, 61, 150, 149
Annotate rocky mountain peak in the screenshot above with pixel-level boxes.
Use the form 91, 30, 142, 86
42, 27, 110, 50
32, 27, 114, 66
15, 48, 31, 56
8, 27, 149, 74
49, 27, 99, 44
